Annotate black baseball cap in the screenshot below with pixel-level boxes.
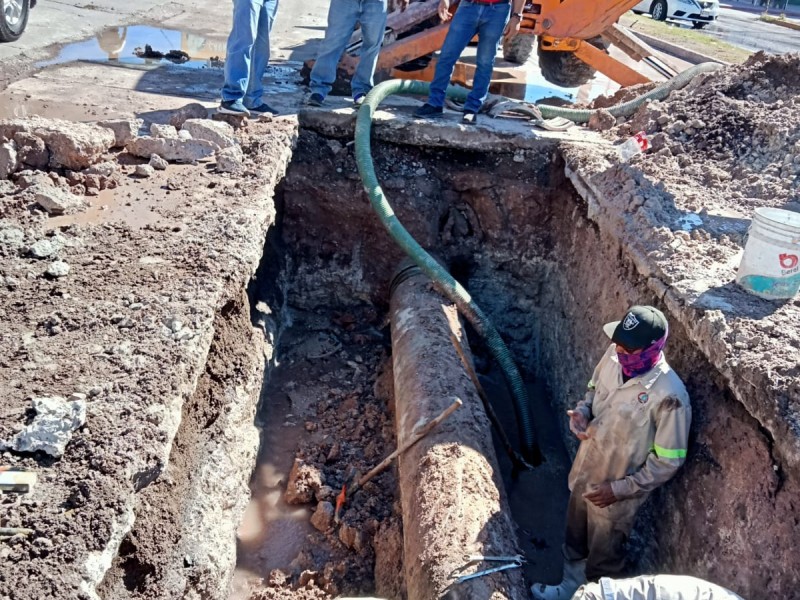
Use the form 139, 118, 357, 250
603, 305, 668, 350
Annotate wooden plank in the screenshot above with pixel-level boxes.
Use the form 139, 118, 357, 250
348, 0, 441, 46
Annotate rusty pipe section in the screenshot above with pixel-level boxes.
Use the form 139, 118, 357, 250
389, 264, 527, 600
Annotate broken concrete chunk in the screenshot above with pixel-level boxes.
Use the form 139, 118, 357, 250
182, 119, 236, 149
126, 137, 218, 163
0, 179, 15, 196
149, 154, 168, 171
12, 132, 48, 169
284, 458, 324, 505
338, 522, 364, 552
97, 118, 143, 148
0, 224, 25, 250
150, 123, 179, 140
33, 186, 85, 216
0, 140, 18, 179
169, 102, 209, 128
311, 501, 334, 532
84, 161, 119, 178
29, 239, 57, 259
134, 164, 155, 178
14, 170, 54, 190
0, 117, 115, 170
178, 130, 192, 141
216, 145, 244, 173
46, 261, 70, 278
1, 397, 86, 458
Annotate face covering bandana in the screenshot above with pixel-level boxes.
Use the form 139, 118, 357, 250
617, 333, 668, 379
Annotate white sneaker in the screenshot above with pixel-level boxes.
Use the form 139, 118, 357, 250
530, 559, 586, 600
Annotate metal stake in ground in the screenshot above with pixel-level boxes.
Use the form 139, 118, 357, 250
449, 332, 536, 474
334, 397, 463, 523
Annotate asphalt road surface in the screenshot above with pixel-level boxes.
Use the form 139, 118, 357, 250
1, 0, 800, 93
706, 7, 800, 53
0, 0, 332, 79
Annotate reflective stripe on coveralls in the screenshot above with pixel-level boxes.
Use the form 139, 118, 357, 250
564, 344, 691, 579
570, 343, 691, 502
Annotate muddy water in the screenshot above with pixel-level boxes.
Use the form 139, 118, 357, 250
229, 408, 313, 599
36, 25, 228, 70
481, 372, 573, 586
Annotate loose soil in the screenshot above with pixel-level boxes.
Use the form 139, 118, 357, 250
0, 116, 297, 599
233, 306, 401, 600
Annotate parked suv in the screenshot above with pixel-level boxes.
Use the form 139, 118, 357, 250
1, 0, 35, 42
632, 0, 720, 28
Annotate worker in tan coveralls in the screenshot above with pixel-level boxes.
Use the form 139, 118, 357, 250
573, 574, 744, 599
532, 305, 692, 600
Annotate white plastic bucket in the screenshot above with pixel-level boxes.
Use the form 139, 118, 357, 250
736, 207, 800, 300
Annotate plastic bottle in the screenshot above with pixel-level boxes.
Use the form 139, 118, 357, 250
616, 131, 650, 162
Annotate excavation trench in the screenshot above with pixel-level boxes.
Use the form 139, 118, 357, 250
218, 122, 787, 599
94, 122, 797, 600
228, 124, 800, 600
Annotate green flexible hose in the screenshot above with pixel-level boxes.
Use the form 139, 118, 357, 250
354, 62, 721, 465
355, 80, 542, 465
534, 61, 722, 123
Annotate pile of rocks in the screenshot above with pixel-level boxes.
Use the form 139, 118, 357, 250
0, 103, 246, 217
613, 53, 800, 213
126, 102, 244, 176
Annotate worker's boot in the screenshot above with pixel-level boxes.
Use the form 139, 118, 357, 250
530, 558, 587, 600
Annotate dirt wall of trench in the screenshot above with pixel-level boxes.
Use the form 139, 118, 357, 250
96, 288, 266, 600
280, 129, 799, 599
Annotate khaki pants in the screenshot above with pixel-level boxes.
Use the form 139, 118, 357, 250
563, 489, 642, 581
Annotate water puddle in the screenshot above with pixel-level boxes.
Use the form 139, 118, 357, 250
37, 25, 229, 71
489, 64, 620, 105
482, 372, 573, 585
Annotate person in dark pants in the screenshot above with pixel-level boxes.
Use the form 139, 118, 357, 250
414, 0, 524, 125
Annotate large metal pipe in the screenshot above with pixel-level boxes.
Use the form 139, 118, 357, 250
389, 264, 528, 600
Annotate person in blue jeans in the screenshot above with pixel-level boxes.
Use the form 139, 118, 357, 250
307, 0, 409, 107
415, 0, 524, 124
220, 0, 280, 117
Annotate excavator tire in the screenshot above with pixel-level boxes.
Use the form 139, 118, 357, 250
502, 32, 537, 64
537, 36, 607, 89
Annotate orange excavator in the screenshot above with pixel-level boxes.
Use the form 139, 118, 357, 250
311, 0, 678, 93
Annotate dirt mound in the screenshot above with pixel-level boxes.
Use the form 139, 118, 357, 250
617, 53, 800, 214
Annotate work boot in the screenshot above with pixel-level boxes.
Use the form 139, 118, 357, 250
307, 93, 325, 107
414, 103, 443, 119
530, 558, 587, 600
248, 102, 278, 116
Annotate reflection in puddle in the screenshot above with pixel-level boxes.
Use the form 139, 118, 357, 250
37, 25, 229, 70
489, 62, 620, 105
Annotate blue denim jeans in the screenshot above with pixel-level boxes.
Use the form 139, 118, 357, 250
310, 0, 388, 99
428, 0, 510, 113
221, 0, 280, 107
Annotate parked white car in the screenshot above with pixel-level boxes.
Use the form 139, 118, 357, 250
632, 0, 720, 28
0, 0, 35, 42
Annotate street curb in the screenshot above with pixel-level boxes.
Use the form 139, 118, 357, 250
720, 2, 800, 18
631, 31, 732, 65
760, 15, 800, 30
